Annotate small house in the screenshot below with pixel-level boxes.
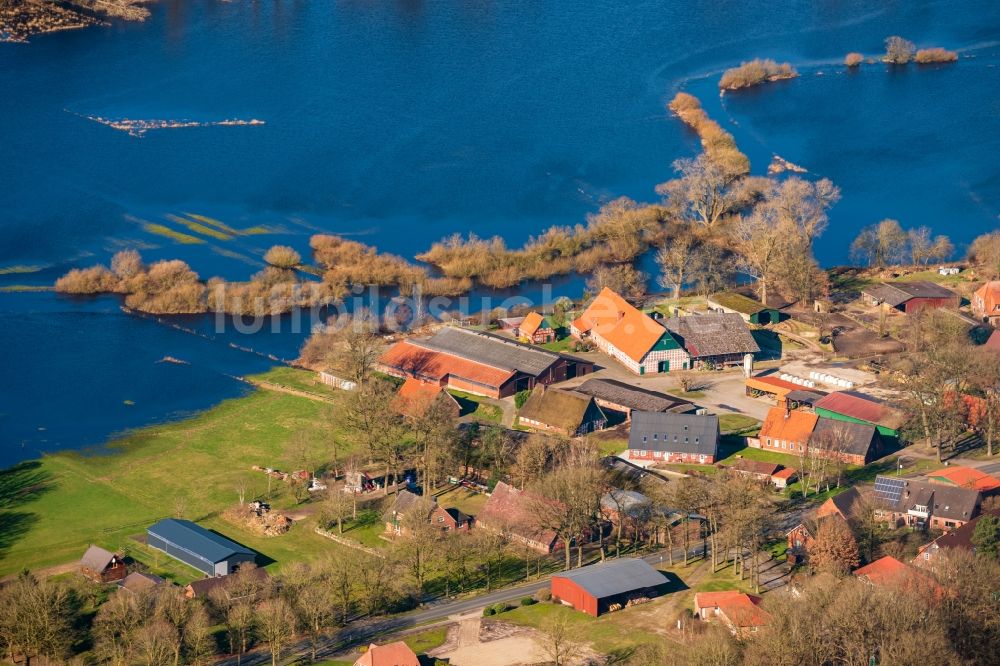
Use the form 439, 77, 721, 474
915, 508, 1000, 565
517, 386, 607, 436
694, 591, 770, 637
627, 412, 720, 465
515, 312, 557, 344
384, 490, 435, 536
757, 407, 817, 456
861, 281, 959, 313
354, 641, 420, 666
729, 459, 781, 483
430, 505, 472, 532
147, 519, 256, 577
551, 558, 667, 617
185, 566, 270, 599
707, 292, 782, 325
972, 281, 1000, 327
771, 467, 797, 489
79, 545, 127, 584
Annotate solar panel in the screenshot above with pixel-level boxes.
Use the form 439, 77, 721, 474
874, 476, 905, 505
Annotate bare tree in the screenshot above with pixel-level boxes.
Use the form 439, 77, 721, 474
538, 614, 578, 666
342, 378, 407, 493
850, 218, 909, 267
255, 598, 296, 666
0, 573, 77, 666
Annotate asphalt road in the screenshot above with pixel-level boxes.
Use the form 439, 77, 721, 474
213, 545, 702, 666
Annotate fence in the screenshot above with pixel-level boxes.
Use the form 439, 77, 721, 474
314, 527, 385, 558
319, 372, 358, 391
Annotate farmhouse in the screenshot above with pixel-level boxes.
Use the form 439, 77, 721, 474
571, 378, 693, 421
813, 391, 903, 442
551, 558, 667, 617
477, 481, 561, 553
627, 412, 720, 464
354, 641, 420, 666
787, 488, 867, 561
79, 545, 127, 584
707, 292, 782, 325
184, 566, 270, 599
694, 591, 770, 637
378, 326, 592, 399
147, 519, 256, 577
571, 287, 690, 374
861, 281, 959, 313
514, 312, 557, 343
393, 377, 461, 420
972, 281, 1000, 327
517, 386, 607, 436
873, 475, 981, 531
662, 312, 760, 369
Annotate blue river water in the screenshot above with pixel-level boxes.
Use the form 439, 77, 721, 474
1, 1, 997, 464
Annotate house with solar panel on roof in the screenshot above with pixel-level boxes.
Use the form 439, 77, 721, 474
872, 475, 981, 532
147, 519, 256, 577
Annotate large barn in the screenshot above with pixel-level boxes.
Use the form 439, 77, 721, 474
147, 519, 256, 577
551, 558, 667, 617
861, 281, 959, 313
378, 326, 593, 398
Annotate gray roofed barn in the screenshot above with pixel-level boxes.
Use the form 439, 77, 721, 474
147, 519, 256, 577
600, 489, 652, 519
572, 378, 693, 415
863, 281, 957, 307
661, 313, 759, 362
628, 412, 720, 460
551, 558, 667, 616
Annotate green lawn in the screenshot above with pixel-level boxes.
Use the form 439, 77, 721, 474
433, 485, 489, 517
716, 438, 800, 467
0, 384, 361, 577
253, 366, 342, 399
717, 413, 761, 436
499, 601, 663, 655
447, 390, 504, 423
338, 509, 389, 549
403, 627, 448, 654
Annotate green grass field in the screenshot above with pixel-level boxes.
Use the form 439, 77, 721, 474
447, 390, 504, 423
499, 601, 663, 655
254, 366, 343, 399
0, 384, 359, 578
717, 413, 761, 435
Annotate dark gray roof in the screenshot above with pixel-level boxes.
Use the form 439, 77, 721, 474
573, 378, 692, 413
785, 390, 827, 405
80, 544, 118, 571
628, 412, 720, 456
147, 519, 254, 563
601, 456, 669, 486
385, 489, 435, 521
119, 572, 164, 592
811, 418, 879, 457
873, 476, 981, 522
662, 313, 760, 359
413, 327, 565, 376
552, 558, 667, 599
863, 281, 957, 307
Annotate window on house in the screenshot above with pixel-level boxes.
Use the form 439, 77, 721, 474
642, 435, 647, 443
652, 433, 657, 441
438, 516, 444, 523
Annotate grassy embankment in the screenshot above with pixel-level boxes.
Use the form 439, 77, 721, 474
0, 368, 358, 580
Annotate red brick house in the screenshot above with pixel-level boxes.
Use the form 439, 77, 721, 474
757, 407, 817, 456
477, 481, 562, 553
694, 591, 770, 637
626, 412, 720, 464
515, 312, 557, 344
786, 488, 867, 562
550, 558, 667, 617
914, 508, 1000, 565
973, 281, 1000, 327
79, 545, 127, 583
854, 555, 943, 599
430, 505, 472, 532
872, 475, 981, 531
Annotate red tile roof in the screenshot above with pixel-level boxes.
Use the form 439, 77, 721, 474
974, 281, 1000, 316
354, 641, 420, 666
813, 391, 902, 429
572, 288, 668, 363
853, 555, 910, 586
695, 591, 770, 628
986, 330, 1000, 352
393, 377, 458, 418
519, 312, 549, 338
772, 467, 797, 480
379, 340, 515, 389
477, 481, 558, 547
759, 407, 818, 444
927, 466, 1000, 493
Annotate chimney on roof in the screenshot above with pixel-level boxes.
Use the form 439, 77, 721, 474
618, 311, 625, 321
